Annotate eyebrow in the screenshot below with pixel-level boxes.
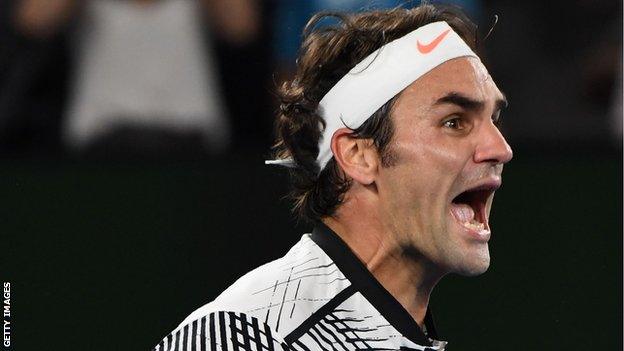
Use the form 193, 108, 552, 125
434, 92, 508, 112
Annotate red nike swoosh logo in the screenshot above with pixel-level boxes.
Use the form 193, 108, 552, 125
417, 29, 451, 54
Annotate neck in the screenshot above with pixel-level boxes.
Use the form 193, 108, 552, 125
323, 190, 444, 327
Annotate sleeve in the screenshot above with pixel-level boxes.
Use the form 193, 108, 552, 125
152, 311, 290, 351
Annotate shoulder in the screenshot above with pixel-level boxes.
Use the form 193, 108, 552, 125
177, 234, 332, 328
153, 234, 351, 350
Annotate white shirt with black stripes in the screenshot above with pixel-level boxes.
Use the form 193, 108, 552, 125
152, 223, 447, 351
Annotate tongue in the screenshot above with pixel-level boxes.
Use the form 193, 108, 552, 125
451, 203, 475, 222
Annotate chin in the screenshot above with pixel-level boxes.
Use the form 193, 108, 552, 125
454, 249, 490, 276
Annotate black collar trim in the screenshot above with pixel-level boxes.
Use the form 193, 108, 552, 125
311, 222, 439, 346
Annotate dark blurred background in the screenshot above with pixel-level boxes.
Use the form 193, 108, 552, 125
0, 0, 621, 350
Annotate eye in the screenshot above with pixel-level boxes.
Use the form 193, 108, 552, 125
442, 116, 464, 130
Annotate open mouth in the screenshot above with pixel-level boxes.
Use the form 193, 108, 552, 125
450, 182, 499, 236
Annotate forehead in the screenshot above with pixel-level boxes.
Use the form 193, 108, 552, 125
399, 57, 503, 105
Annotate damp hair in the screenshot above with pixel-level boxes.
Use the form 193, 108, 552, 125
272, 3, 480, 223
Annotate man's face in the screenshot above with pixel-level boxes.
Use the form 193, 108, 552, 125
376, 57, 512, 276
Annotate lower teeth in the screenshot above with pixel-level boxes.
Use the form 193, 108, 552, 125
463, 220, 484, 231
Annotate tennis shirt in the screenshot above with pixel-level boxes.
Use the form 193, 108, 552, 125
153, 223, 448, 350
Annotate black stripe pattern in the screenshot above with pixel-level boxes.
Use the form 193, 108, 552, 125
153, 312, 286, 351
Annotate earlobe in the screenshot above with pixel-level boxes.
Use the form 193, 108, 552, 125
331, 128, 379, 185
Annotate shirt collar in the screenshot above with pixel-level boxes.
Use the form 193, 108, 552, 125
310, 221, 440, 346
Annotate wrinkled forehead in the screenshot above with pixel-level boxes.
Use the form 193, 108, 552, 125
407, 57, 503, 101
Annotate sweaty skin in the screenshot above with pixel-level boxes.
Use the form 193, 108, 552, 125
325, 57, 513, 327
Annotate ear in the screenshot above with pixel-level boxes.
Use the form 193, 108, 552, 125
331, 128, 379, 185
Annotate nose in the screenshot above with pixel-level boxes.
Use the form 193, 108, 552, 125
474, 122, 513, 164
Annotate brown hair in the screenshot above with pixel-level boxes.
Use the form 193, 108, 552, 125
272, 3, 479, 223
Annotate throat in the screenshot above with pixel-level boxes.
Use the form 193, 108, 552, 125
366, 245, 442, 328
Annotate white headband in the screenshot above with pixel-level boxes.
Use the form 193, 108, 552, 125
266, 21, 478, 170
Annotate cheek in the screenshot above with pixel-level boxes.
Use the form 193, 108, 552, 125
383, 127, 473, 211
381, 148, 453, 222
393, 134, 467, 190
421, 144, 463, 173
